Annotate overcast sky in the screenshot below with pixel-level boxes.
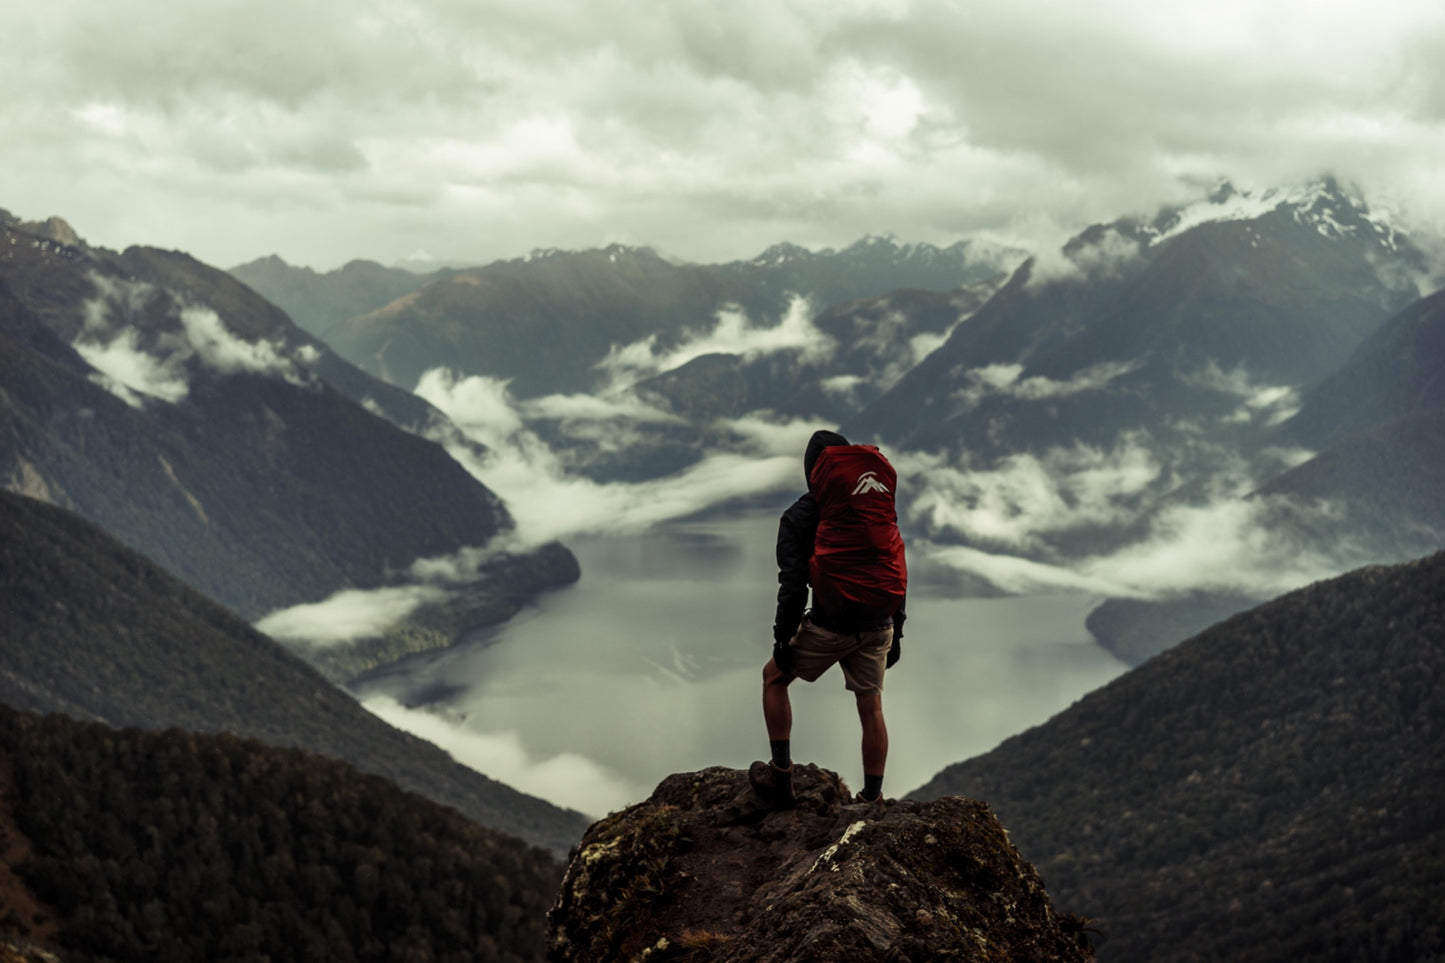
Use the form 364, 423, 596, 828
5, 0, 1444, 271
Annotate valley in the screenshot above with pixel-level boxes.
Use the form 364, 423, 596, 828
1, 176, 1442, 962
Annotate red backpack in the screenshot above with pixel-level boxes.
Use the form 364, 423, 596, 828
808, 445, 907, 621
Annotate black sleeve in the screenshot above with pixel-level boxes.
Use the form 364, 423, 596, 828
892, 593, 907, 641
773, 493, 818, 645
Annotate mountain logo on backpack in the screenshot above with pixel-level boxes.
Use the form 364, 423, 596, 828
851, 471, 891, 496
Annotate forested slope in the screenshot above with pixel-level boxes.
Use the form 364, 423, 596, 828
0, 706, 561, 962
914, 551, 1445, 963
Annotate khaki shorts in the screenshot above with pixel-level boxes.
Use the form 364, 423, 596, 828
787, 617, 893, 695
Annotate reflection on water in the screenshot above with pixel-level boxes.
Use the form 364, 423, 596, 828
353, 509, 1128, 817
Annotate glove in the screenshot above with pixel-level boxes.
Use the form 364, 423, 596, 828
886, 636, 901, 669
772, 638, 796, 674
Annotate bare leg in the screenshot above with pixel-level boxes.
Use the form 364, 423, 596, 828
762, 657, 794, 742
856, 691, 888, 780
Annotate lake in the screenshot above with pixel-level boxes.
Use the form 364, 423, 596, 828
352, 507, 1128, 818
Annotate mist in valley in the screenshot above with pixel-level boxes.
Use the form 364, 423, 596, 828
258, 268, 1416, 817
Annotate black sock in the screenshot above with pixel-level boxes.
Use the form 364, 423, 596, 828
861, 774, 884, 800
770, 740, 791, 769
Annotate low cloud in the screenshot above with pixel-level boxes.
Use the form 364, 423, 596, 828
406, 543, 510, 583
597, 295, 833, 387
363, 696, 643, 817
1180, 360, 1301, 426
920, 478, 1351, 601
898, 436, 1162, 551
255, 585, 447, 646
949, 359, 1140, 412
416, 368, 806, 545
177, 304, 304, 381
899, 422, 1352, 601
255, 541, 518, 645
1020, 224, 1146, 288
75, 273, 316, 407
522, 391, 681, 424
75, 327, 190, 407
924, 542, 1134, 596
1075, 496, 1344, 597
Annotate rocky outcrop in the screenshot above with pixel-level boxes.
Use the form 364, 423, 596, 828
548, 765, 1093, 962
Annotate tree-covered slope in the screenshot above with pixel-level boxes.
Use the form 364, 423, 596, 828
1281, 286, 1445, 451
0, 490, 588, 854
913, 551, 1445, 963
0, 215, 577, 624
0, 705, 561, 962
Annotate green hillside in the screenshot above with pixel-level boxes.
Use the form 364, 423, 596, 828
914, 551, 1445, 963
0, 705, 560, 962
0, 490, 588, 854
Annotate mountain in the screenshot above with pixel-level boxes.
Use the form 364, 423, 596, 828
1280, 286, 1445, 450
321, 237, 1022, 400
633, 280, 1005, 425
0, 704, 560, 961
711, 235, 1023, 318
326, 245, 757, 398
0, 488, 588, 853
229, 254, 438, 338
912, 550, 1445, 963
1087, 287, 1445, 664
1259, 284, 1445, 552
548, 765, 1094, 962
0, 211, 577, 632
1259, 408, 1445, 551
850, 180, 1427, 458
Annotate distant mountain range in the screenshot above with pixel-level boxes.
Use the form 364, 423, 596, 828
912, 549, 1445, 963
229, 254, 439, 338
0, 211, 577, 642
1087, 282, 1445, 663
228, 181, 1443, 658
233, 236, 1022, 399
850, 180, 1428, 457
0, 488, 587, 853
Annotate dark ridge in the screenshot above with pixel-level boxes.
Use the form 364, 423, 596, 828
0, 705, 561, 962
912, 550, 1445, 963
0, 489, 588, 854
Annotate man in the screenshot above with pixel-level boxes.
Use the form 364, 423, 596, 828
750, 429, 907, 808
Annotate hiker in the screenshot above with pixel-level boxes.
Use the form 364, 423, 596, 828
750, 429, 907, 808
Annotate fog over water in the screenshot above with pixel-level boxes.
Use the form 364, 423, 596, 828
353, 507, 1127, 818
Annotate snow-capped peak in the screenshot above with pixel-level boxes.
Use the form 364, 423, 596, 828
1144, 180, 1356, 247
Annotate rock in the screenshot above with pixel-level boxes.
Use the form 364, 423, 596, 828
548, 765, 1095, 962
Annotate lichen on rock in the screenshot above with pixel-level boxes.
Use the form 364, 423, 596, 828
548, 765, 1095, 962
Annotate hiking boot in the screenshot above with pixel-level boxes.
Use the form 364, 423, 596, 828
748, 760, 795, 809
852, 791, 885, 806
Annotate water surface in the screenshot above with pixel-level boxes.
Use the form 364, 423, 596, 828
355, 509, 1127, 816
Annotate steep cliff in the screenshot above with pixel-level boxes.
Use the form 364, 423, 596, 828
548, 765, 1093, 962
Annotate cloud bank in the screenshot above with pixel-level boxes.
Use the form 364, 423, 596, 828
898, 436, 1163, 552
363, 696, 643, 816
415, 368, 810, 545
7, 0, 1443, 270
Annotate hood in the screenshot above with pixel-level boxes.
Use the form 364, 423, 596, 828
804, 429, 849, 489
